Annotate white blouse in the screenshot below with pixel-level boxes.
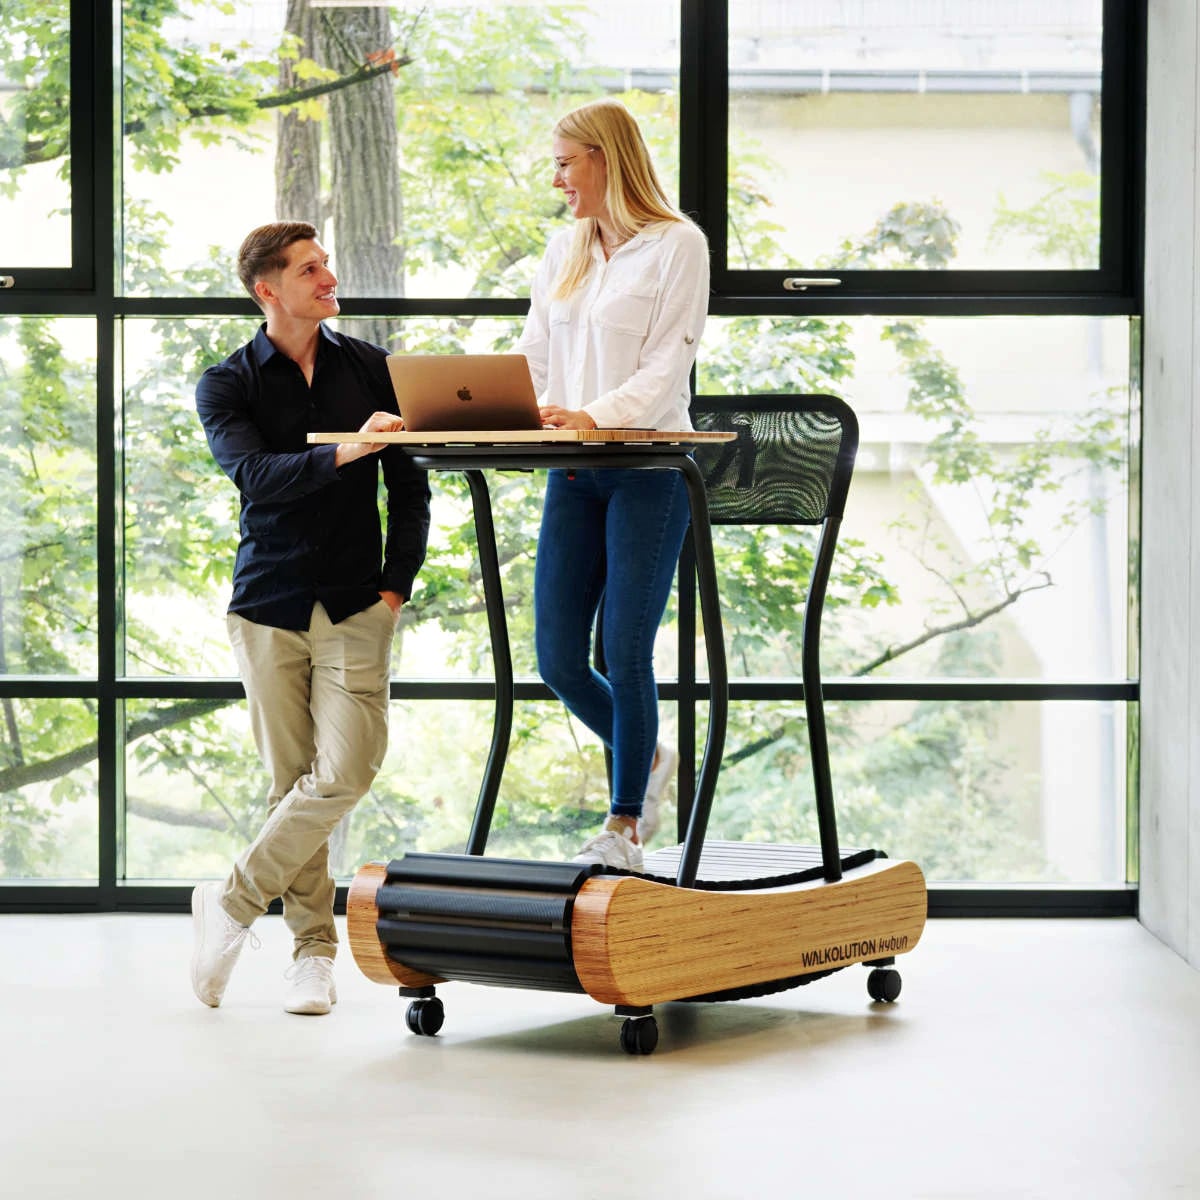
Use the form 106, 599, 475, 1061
515, 219, 710, 431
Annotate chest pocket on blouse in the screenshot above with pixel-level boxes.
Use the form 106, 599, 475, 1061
592, 279, 658, 338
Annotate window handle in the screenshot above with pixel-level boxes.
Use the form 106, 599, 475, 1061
782, 277, 842, 291
0, 276, 14, 289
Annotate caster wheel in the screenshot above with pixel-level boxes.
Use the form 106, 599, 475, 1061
405, 996, 445, 1036
867, 967, 902, 1003
619, 1016, 658, 1056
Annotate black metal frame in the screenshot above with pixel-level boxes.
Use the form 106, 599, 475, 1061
405, 444, 728, 892
0, 2, 1142, 915
687, 0, 1145, 314
0, 0, 97, 292
686, 395, 859, 882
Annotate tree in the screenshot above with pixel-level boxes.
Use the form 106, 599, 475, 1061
276, 2, 406, 348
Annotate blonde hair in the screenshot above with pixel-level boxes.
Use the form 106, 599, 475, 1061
550, 99, 691, 299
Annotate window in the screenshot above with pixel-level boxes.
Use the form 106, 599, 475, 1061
121, 1, 682, 302
696, 0, 1140, 303
0, 317, 98, 676
0, 1, 1143, 911
706, 698, 1128, 884
0, 0, 93, 289
699, 314, 1134, 682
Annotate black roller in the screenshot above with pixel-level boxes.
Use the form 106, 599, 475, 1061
376, 886, 575, 928
390, 950, 584, 993
374, 853, 594, 993
376, 918, 571, 961
620, 1016, 659, 1055
385, 852, 598, 892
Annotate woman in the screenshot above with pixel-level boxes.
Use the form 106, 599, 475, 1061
515, 98, 709, 871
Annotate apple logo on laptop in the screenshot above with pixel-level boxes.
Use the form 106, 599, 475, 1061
457, 386, 472, 402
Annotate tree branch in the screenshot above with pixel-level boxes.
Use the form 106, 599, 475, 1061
723, 726, 790, 767
715, 574, 1056, 772
123, 55, 413, 136
142, 729, 256, 841
0, 699, 230, 793
125, 794, 230, 830
851, 574, 1053, 677
2, 56, 414, 169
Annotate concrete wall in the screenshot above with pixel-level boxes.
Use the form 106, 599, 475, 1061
1140, 0, 1200, 966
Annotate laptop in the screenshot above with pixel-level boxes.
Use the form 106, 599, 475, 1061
386, 353, 543, 433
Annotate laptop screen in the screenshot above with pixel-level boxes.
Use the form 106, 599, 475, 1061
386, 354, 542, 432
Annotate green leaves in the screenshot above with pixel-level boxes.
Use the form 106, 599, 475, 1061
990, 171, 1100, 269
0, 0, 71, 174
392, 5, 603, 298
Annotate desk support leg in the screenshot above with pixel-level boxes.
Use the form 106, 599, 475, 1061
675, 457, 729, 889
463, 469, 514, 856
805, 517, 844, 883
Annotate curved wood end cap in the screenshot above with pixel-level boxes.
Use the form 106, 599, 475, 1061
346, 861, 442, 988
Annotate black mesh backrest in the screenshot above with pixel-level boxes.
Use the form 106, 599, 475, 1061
691, 395, 858, 526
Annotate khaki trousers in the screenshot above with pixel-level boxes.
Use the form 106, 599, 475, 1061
222, 600, 395, 959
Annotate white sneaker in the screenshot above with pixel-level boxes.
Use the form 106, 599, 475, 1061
573, 818, 644, 872
284, 956, 338, 1016
190, 882, 258, 1008
639, 742, 678, 845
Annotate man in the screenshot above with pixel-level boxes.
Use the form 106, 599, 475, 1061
192, 220, 430, 1015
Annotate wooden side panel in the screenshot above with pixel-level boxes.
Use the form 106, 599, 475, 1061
346, 862, 443, 988
571, 859, 927, 1007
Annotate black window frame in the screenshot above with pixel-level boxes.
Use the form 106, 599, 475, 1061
0, 0, 96, 294
682, 0, 1145, 316
0, 0, 1144, 917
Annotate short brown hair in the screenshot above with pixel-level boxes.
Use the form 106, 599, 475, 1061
237, 221, 320, 308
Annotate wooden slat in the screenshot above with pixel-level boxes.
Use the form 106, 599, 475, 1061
345, 862, 444, 988
571, 858, 927, 1007
306, 429, 736, 445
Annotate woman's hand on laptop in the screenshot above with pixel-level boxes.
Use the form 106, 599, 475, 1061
540, 405, 597, 430
334, 411, 406, 466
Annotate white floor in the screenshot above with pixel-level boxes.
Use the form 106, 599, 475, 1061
2, 913, 1198, 1200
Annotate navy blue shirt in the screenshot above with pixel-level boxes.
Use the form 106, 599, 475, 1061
195, 324, 431, 630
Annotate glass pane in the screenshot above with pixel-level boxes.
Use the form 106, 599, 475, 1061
0, 317, 97, 675
728, 0, 1103, 271
121, 316, 257, 679
122, 0, 681, 298
697, 315, 1132, 681
123, 698, 613, 880
123, 687, 1128, 887
704, 698, 1129, 885
124, 697, 269, 881
0, 699, 98, 881
0, 0, 72, 269
364, 697, 621, 867
123, 314, 539, 680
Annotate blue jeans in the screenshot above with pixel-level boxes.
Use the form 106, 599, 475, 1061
535, 467, 692, 817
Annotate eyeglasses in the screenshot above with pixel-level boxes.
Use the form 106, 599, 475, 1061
552, 147, 597, 175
